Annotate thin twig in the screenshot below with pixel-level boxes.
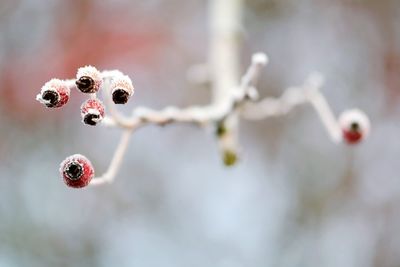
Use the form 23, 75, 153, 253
90, 129, 133, 186
241, 72, 342, 143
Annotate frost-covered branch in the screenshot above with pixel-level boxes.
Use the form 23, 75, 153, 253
102, 53, 268, 130
90, 52, 268, 186
89, 129, 133, 186
242, 72, 343, 143
38, 0, 371, 189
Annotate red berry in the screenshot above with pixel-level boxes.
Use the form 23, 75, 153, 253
80, 99, 105, 126
338, 109, 370, 145
36, 79, 70, 108
110, 75, 134, 104
76, 66, 102, 93
342, 127, 362, 144
60, 154, 94, 188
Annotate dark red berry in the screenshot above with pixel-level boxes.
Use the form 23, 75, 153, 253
110, 75, 134, 104
112, 89, 130, 104
76, 76, 95, 93
342, 129, 362, 144
36, 79, 70, 108
60, 154, 94, 188
339, 109, 370, 145
76, 66, 102, 93
80, 99, 105, 126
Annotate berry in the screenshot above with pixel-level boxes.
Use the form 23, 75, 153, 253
60, 154, 95, 188
110, 75, 134, 104
338, 109, 370, 145
80, 99, 105, 126
76, 66, 102, 93
36, 79, 70, 108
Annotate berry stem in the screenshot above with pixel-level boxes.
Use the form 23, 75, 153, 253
306, 84, 342, 143
90, 129, 133, 186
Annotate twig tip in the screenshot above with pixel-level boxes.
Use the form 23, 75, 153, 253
252, 53, 269, 66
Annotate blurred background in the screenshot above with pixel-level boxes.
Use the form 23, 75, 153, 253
0, 0, 399, 266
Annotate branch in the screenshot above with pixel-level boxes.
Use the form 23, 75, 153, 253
90, 129, 133, 186
241, 72, 342, 143
101, 53, 268, 131
38, 0, 370, 189
89, 64, 347, 185
209, 0, 243, 165
89, 52, 268, 185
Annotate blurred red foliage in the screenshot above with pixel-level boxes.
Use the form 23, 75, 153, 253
0, 0, 171, 124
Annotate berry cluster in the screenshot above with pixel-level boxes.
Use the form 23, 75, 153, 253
36, 66, 134, 188
36, 66, 134, 125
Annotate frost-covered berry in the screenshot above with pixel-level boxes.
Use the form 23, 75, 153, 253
36, 79, 70, 108
80, 98, 105, 126
60, 154, 94, 188
338, 109, 370, 144
76, 66, 102, 93
110, 75, 134, 104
